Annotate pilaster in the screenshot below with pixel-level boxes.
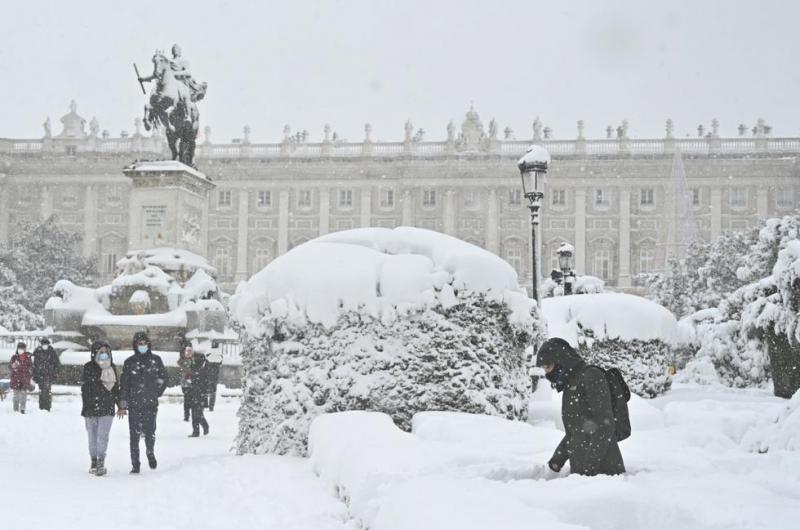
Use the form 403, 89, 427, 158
574, 188, 587, 275
278, 189, 289, 255
236, 189, 249, 281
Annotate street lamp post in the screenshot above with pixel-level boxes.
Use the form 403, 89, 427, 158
517, 145, 550, 302
556, 242, 576, 295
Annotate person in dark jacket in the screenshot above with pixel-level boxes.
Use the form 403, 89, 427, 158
33, 338, 61, 411
81, 341, 122, 476
205, 341, 223, 411
536, 337, 625, 476
183, 345, 210, 437
177, 344, 193, 421
10, 342, 34, 414
118, 331, 168, 474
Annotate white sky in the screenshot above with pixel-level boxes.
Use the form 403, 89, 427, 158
1, 0, 798, 142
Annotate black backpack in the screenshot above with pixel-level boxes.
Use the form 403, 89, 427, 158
590, 366, 632, 441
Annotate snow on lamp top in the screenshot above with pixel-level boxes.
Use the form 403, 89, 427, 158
517, 145, 551, 170
230, 227, 536, 332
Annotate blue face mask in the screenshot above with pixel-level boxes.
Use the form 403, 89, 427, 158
545, 365, 567, 392
137, 345, 149, 354
97, 352, 110, 362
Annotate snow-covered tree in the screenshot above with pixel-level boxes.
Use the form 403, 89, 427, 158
0, 262, 44, 330
0, 216, 96, 315
579, 338, 672, 398
642, 256, 694, 318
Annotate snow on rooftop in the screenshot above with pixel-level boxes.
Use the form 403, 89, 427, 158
541, 292, 678, 346
124, 159, 210, 181
231, 227, 534, 331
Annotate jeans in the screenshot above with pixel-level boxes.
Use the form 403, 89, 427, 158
85, 416, 114, 459
13, 389, 27, 412
38, 380, 52, 410
128, 407, 157, 465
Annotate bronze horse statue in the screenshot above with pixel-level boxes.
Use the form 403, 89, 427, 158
140, 51, 200, 166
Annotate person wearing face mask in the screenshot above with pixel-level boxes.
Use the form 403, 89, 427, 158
9, 342, 34, 414
81, 342, 122, 476
33, 338, 61, 412
535, 337, 625, 476
118, 331, 168, 474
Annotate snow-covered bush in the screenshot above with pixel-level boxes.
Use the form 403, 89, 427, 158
541, 293, 677, 397
578, 338, 672, 398
541, 274, 604, 298
0, 263, 44, 330
231, 228, 545, 456
741, 389, 800, 453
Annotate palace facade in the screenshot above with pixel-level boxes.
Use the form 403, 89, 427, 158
1, 102, 798, 292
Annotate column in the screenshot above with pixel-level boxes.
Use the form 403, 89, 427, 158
756, 187, 768, 219
319, 188, 330, 235
0, 180, 9, 245
42, 185, 54, 220
443, 189, 456, 236
278, 189, 289, 255
574, 188, 587, 275
235, 189, 249, 281
710, 187, 722, 240
485, 188, 499, 254
618, 188, 631, 287
360, 189, 372, 227
82, 185, 97, 258
401, 189, 413, 226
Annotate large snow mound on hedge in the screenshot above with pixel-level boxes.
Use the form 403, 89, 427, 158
542, 293, 678, 346
231, 227, 534, 332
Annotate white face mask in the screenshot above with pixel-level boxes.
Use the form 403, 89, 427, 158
17, 349, 25, 354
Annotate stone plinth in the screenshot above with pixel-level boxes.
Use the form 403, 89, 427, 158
124, 160, 215, 256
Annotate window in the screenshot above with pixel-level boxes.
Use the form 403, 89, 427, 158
102, 213, 123, 224
218, 190, 232, 208
639, 246, 655, 274
380, 189, 395, 208
423, 190, 437, 207
62, 191, 78, 207
65, 145, 77, 156
214, 246, 232, 277
730, 187, 747, 208
102, 253, 117, 275
339, 189, 353, 208
252, 247, 271, 272
463, 190, 477, 208
509, 189, 522, 206
776, 188, 794, 209
550, 219, 568, 229
503, 239, 523, 273
640, 188, 654, 206
297, 190, 312, 208
257, 190, 271, 208
595, 188, 608, 206
335, 218, 355, 231
594, 248, 612, 281
552, 189, 566, 207
691, 188, 701, 206
107, 186, 122, 205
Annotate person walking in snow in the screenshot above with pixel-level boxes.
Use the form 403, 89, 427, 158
182, 344, 210, 437
118, 331, 168, 474
9, 342, 34, 414
81, 341, 122, 476
177, 344, 193, 422
536, 337, 625, 476
204, 340, 223, 411
33, 337, 61, 411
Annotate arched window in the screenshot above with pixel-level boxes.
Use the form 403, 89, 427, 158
594, 249, 612, 280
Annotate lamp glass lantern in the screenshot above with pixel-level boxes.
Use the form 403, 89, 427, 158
517, 145, 550, 203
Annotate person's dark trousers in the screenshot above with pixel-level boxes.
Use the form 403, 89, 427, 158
128, 407, 157, 466
38, 380, 52, 411
206, 363, 221, 411
181, 387, 190, 420
190, 399, 209, 434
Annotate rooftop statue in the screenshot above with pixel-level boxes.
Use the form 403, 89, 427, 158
136, 44, 208, 167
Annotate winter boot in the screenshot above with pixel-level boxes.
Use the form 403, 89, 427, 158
130, 463, 140, 474
89, 457, 98, 474
202, 420, 209, 436
95, 458, 107, 476
188, 431, 200, 438
147, 452, 157, 470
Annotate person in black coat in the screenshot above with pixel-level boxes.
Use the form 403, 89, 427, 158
183, 345, 210, 437
33, 338, 61, 411
81, 341, 122, 476
536, 337, 626, 476
118, 331, 168, 474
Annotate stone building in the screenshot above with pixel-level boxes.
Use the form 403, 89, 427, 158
1, 102, 798, 292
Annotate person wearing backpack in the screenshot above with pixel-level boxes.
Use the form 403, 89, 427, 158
536, 337, 626, 476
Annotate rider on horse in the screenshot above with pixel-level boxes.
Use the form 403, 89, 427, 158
138, 44, 206, 125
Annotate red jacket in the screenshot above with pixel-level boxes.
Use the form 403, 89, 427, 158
9, 353, 34, 390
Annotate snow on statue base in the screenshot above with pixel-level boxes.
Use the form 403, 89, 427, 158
231, 227, 544, 456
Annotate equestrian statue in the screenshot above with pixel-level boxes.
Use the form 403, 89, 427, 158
136, 44, 207, 167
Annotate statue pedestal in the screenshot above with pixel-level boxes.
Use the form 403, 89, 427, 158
124, 160, 215, 255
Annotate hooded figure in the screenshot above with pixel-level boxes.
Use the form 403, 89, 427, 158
119, 331, 168, 473
9, 342, 33, 413
81, 341, 121, 475
33, 337, 61, 411
536, 337, 625, 476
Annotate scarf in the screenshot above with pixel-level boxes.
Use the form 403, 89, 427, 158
98, 360, 116, 391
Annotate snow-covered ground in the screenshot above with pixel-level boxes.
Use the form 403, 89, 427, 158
3, 385, 799, 529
